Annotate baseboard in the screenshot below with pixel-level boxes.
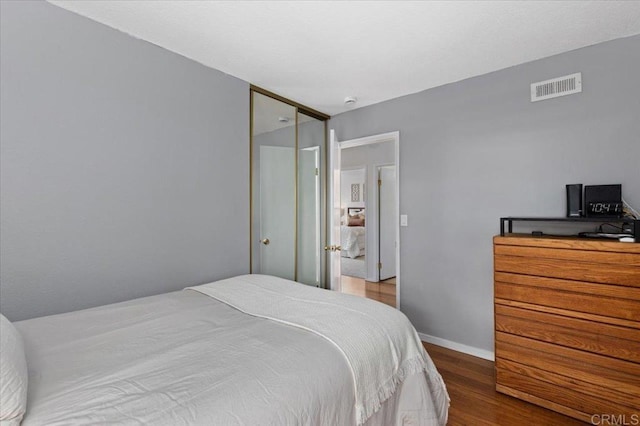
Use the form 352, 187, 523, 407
418, 332, 495, 361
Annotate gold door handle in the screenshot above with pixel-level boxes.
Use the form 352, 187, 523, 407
324, 245, 342, 252
335, 246, 341, 251
261, 238, 270, 245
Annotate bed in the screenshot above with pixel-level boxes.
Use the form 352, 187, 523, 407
342, 207, 366, 259
2, 274, 449, 426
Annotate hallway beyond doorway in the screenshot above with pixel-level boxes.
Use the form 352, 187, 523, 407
340, 275, 396, 307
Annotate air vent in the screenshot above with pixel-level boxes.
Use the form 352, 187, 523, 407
531, 72, 582, 102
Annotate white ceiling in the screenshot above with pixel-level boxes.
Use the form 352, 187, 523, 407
49, 1, 640, 116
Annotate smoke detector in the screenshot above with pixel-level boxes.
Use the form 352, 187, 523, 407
344, 96, 357, 106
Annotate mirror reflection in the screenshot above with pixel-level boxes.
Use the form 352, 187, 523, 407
250, 91, 325, 286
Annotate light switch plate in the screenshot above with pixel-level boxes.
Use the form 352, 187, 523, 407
400, 215, 408, 227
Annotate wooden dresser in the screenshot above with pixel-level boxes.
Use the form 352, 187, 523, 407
494, 235, 640, 422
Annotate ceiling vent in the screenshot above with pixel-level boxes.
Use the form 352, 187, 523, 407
531, 72, 582, 102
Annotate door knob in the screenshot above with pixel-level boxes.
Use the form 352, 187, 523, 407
324, 245, 341, 252
335, 245, 341, 251
261, 238, 270, 245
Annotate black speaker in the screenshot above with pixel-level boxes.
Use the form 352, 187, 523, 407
566, 184, 583, 217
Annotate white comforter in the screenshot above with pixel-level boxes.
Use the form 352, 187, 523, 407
189, 275, 448, 425
15, 275, 449, 426
342, 225, 366, 258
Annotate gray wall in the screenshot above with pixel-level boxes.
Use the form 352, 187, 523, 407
330, 34, 640, 354
0, 1, 250, 321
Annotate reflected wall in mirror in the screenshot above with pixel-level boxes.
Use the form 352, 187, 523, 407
251, 92, 296, 280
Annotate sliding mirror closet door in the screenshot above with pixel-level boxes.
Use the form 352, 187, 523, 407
251, 89, 327, 286
251, 92, 296, 280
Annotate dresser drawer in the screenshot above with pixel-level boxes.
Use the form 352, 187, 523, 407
494, 254, 640, 287
495, 272, 640, 325
495, 304, 640, 362
494, 244, 640, 266
496, 367, 638, 421
496, 332, 640, 400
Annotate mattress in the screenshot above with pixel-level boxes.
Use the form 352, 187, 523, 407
14, 276, 448, 425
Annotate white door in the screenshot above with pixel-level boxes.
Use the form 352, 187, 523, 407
297, 147, 320, 286
328, 129, 341, 291
260, 145, 295, 280
378, 166, 396, 280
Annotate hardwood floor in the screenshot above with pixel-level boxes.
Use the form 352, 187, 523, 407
340, 275, 396, 307
423, 342, 588, 425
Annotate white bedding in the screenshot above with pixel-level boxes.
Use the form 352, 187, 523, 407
188, 275, 448, 425
341, 225, 366, 258
15, 276, 449, 426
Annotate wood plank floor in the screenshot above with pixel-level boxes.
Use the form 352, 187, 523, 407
423, 342, 588, 425
340, 275, 396, 307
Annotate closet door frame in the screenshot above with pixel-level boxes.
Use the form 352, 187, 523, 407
249, 86, 329, 285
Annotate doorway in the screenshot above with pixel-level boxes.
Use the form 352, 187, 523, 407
328, 131, 400, 308
339, 168, 366, 280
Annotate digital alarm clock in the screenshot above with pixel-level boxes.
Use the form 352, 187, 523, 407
586, 202, 623, 216
584, 184, 623, 218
